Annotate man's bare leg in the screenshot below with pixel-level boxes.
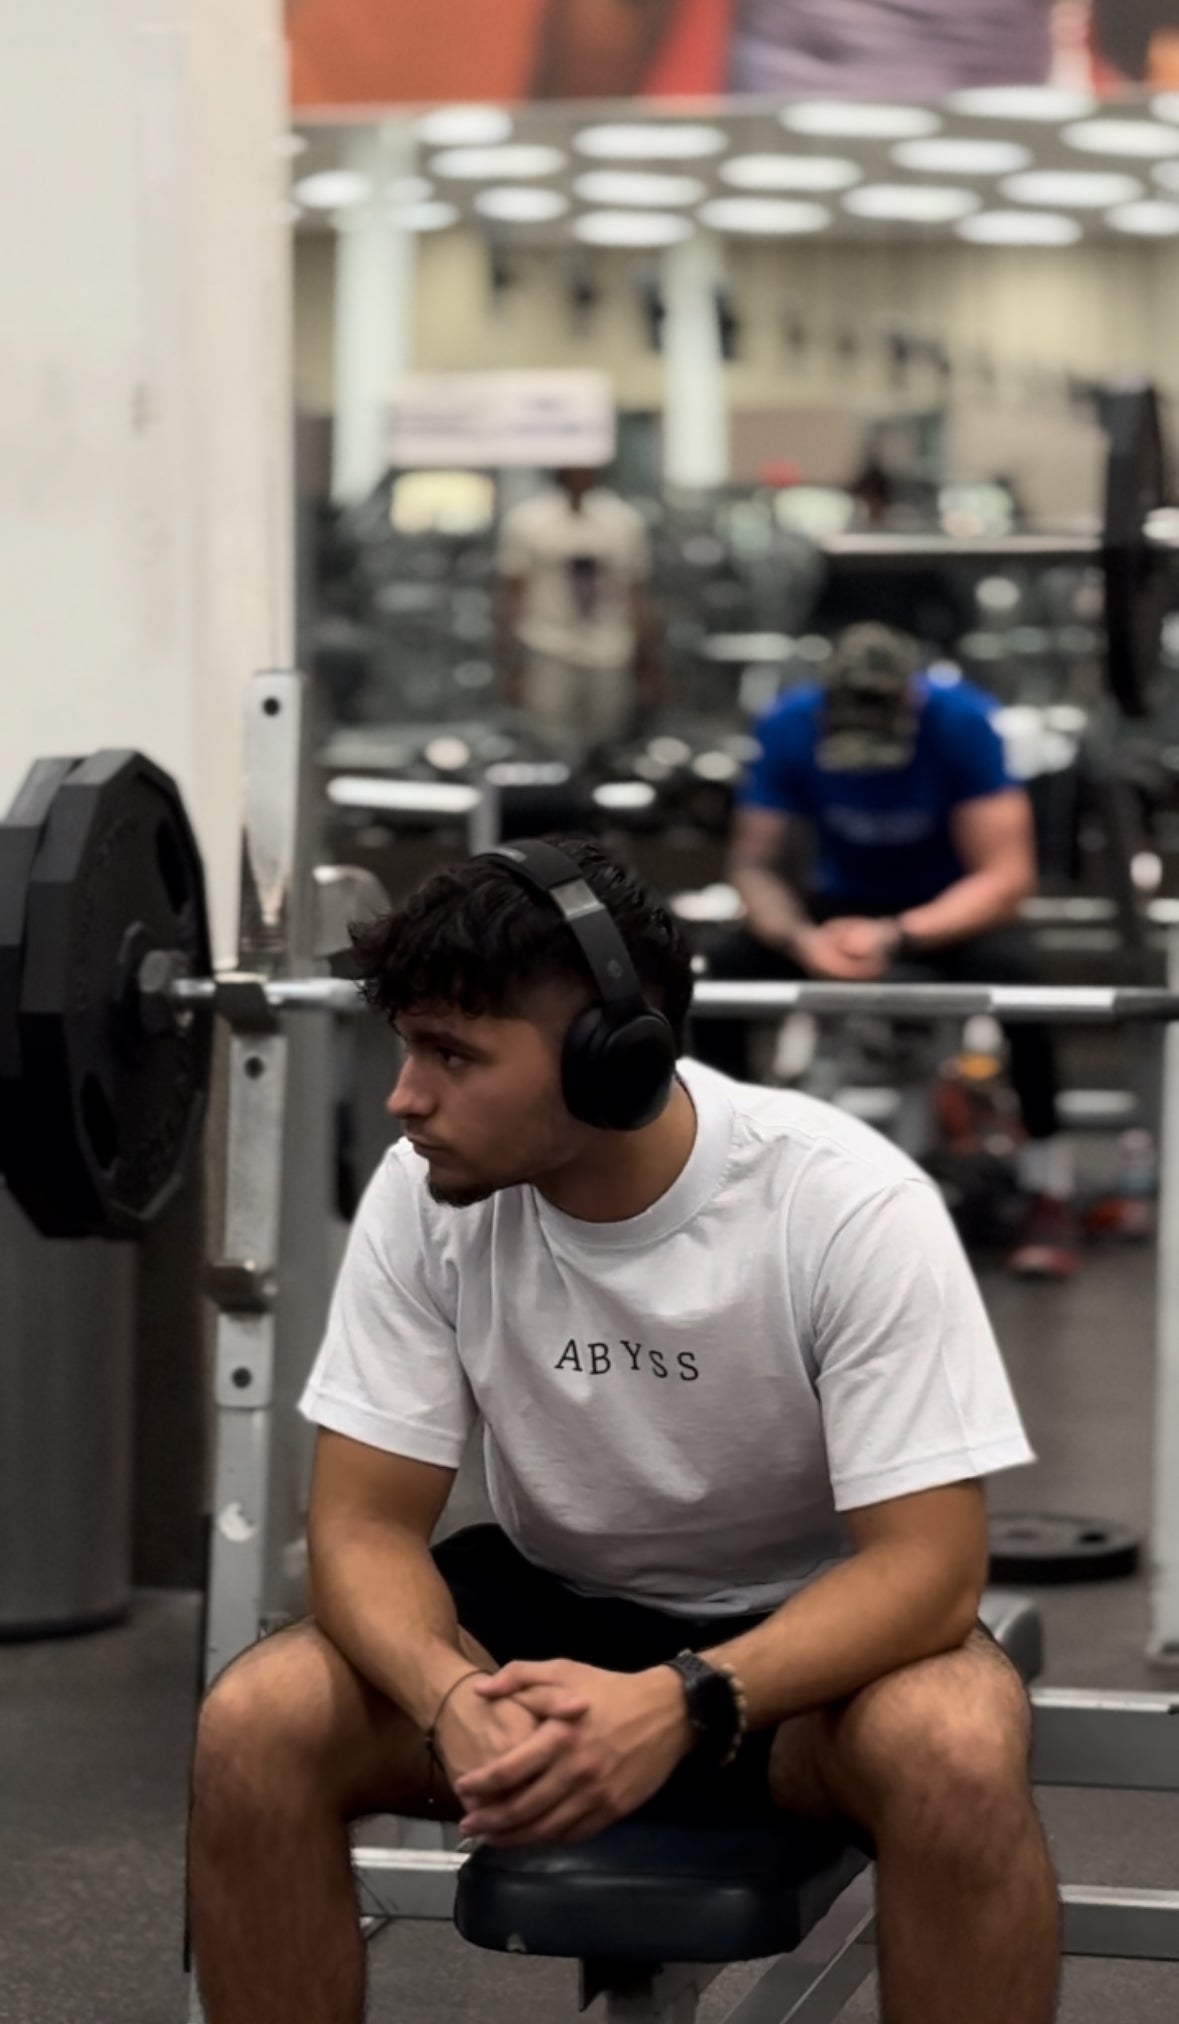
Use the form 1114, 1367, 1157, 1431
770, 1630, 1060, 2024
186, 1620, 484, 2024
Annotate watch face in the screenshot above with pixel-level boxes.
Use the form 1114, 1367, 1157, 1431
683, 1661, 740, 1759
698, 1666, 738, 1731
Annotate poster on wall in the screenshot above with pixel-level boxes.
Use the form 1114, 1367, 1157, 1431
387, 371, 617, 468
288, 1, 1179, 111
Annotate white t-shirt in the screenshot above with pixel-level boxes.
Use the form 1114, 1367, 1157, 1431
299, 1060, 1033, 1618
497, 487, 651, 671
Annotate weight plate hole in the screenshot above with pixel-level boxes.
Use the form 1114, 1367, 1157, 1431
262, 698, 282, 717
232, 1367, 252, 1389
156, 819, 190, 915
1079, 1530, 1107, 1544
244, 1055, 266, 1079
81, 1075, 118, 1171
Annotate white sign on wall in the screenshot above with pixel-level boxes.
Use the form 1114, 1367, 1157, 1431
388, 370, 616, 469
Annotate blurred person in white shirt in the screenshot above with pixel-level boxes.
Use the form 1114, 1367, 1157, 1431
497, 468, 666, 763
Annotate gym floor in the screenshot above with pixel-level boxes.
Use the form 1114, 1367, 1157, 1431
3, 1241, 1178, 2024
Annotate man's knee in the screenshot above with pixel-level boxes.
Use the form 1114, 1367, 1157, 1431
829, 1639, 1033, 1870
191, 1621, 346, 1828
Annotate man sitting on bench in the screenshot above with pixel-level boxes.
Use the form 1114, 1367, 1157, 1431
692, 623, 1080, 1278
186, 836, 1060, 2024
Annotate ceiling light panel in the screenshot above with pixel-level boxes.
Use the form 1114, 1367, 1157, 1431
415, 107, 513, 146
892, 138, 1032, 175
1063, 120, 1179, 158
781, 101, 940, 139
957, 210, 1083, 245
1107, 200, 1179, 237
947, 87, 1096, 121
1001, 170, 1143, 207
573, 170, 705, 206
721, 154, 861, 191
843, 184, 980, 222
430, 144, 566, 180
293, 170, 371, 210
699, 197, 830, 235
475, 187, 569, 222
574, 123, 727, 160
574, 210, 695, 246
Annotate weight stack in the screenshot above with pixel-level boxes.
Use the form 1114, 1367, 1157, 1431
0, 1184, 135, 1637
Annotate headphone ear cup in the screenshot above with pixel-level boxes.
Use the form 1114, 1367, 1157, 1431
562, 1007, 677, 1132
562, 1007, 612, 1129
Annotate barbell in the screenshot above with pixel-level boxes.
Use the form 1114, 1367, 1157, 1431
816, 379, 1175, 719
3, 740, 1179, 1244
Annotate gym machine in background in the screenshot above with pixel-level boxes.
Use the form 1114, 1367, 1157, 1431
6, 674, 1179, 2024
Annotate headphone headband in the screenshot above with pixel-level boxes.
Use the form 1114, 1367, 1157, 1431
482, 840, 647, 1015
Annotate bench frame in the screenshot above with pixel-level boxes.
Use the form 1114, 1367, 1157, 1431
342, 1690, 1179, 2024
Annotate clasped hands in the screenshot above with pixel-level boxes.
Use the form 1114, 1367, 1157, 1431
435, 1658, 693, 1848
792, 916, 905, 982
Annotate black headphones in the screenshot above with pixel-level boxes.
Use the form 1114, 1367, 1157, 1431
478, 839, 678, 1132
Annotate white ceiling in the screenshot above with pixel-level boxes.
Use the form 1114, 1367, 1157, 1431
290, 90, 1179, 247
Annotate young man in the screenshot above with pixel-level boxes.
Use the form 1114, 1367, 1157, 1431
692, 625, 1080, 1278
186, 837, 1060, 2024
496, 467, 665, 765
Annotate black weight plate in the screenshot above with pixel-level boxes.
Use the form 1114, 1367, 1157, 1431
0, 758, 78, 1088
9, 752, 213, 1240
1102, 382, 1171, 718
989, 1513, 1140, 1585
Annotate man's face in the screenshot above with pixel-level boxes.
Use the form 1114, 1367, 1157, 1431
386, 992, 585, 1208
557, 466, 597, 507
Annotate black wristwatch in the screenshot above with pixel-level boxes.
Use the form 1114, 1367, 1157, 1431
664, 1651, 747, 1768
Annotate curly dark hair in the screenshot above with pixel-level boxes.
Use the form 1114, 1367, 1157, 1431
350, 835, 694, 1053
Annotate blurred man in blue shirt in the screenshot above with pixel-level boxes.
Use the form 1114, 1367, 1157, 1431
692, 625, 1079, 1276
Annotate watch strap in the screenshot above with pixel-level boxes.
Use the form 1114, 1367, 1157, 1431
665, 1649, 748, 1768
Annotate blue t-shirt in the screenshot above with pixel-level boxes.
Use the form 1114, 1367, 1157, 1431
739, 675, 1012, 911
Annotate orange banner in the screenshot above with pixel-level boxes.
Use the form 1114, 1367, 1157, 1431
287, 1, 1178, 113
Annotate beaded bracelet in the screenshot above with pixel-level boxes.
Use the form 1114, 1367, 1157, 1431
424, 1667, 489, 1813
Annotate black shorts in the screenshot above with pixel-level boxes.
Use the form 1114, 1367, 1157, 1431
432, 1523, 818, 1833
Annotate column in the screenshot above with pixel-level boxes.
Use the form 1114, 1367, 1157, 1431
661, 228, 730, 489
331, 119, 419, 504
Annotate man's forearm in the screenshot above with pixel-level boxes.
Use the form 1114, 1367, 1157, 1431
730, 866, 810, 951
899, 869, 1031, 951
532, 0, 678, 97
699, 1542, 980, 1731
309, 1517, 480, 1731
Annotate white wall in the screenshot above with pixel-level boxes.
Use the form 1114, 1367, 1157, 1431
294, 224, 1179, 504
0, 0, 292, 959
